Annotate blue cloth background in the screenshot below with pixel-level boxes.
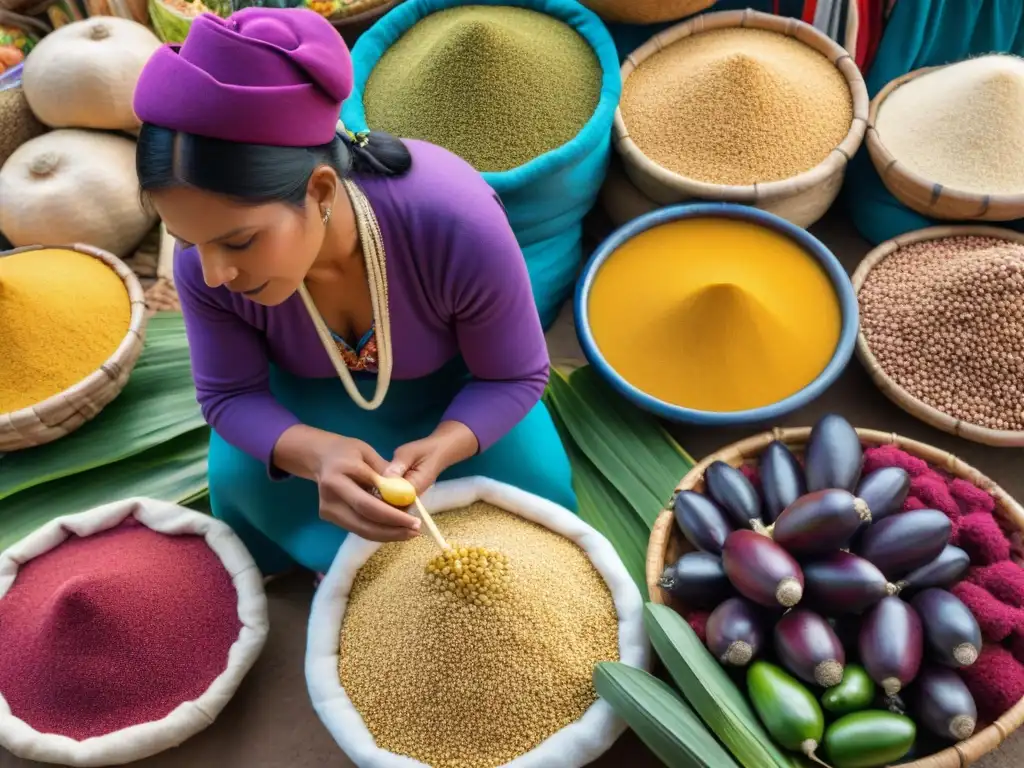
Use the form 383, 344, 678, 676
845, 0, 1024, 244
343, 0, 622, 330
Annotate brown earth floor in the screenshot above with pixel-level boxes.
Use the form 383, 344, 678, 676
3, 211, 1023, 768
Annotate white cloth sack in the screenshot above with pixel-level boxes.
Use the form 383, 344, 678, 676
306, 476, 650, 768
0, 497, 270, 767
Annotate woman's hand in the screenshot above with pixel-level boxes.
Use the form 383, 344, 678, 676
386, 421, 479, 494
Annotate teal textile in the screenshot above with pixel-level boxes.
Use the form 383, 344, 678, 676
207, 360, 577, 575
845, 0, 1024, 245
343, 0, 622, 329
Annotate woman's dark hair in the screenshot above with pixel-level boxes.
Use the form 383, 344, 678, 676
136, 125, 412, 205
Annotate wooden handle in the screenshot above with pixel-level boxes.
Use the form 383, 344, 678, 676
413, 497, 450, 551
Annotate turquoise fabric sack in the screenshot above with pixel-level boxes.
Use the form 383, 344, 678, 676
343, 0, 622, 329
845, 0, 1024, 245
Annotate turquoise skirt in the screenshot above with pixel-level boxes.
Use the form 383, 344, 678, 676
208, 359, 576, 575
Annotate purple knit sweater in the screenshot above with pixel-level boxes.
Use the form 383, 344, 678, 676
173, 140, 550, 468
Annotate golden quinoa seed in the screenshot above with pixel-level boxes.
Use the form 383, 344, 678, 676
426, 544, 510, 607
340, 503, 620, 768
620, 27, 852, 186
859, 236, 1024, 431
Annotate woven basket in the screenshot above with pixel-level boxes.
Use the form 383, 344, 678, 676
579, 0, 714, 24
866, 65, 1024, 222
850, 225, 1024, 447
646, 426, 1024, 768
0, 243, 148, 452
613, 8, 869, 230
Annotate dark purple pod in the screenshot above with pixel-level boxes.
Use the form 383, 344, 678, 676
911, 588, 982, 668
706, 597, 766, 667
860, 596, 924, 696
774, 609, 846, 687
722, 529, 805, 609
658, 551, 735, 609
673, 490, 734, 555
855, 467, 910, 523
911, 666, 978, 741
758, 440, 806, 522
802, 551, 896, 615
804, 413, 863, 493
857, 509, 952, 579
894, 546, 971, 595
772, 489, 872, 556
704, 460, 764, 530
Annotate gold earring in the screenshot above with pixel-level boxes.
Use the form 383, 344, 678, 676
321, 207, 332, 225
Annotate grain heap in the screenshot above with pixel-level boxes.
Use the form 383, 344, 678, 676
620, 28, 852, 186
363, 6, 601, 172
340, 502, 620, 768
860, 235, 1024, 431
875, 55, 1024, 195
0, 248, 129, 413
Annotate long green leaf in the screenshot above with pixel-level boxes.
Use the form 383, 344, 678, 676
644, 603, 802, 768
0, 427, 210, 551
594, 662, 740, 768
0, 313, 203, 500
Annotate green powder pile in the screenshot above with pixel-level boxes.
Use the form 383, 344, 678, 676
363, 6, 602, 172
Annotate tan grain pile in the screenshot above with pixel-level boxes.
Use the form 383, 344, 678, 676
620, 27, 852, 186
875, 55, 1024, 195
860, 236, 1024, 431
339, 502, 619, 768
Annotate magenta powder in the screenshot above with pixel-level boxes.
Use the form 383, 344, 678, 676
0, 519, 242, 740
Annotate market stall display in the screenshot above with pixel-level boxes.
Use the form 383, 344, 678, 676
579, 0, 714, 24
852, 226, 1024, 447
0, 497, 268, 765
147, 0, 211, 43
0, 129, 157, 257
866, 56, 1024, 222
0, 11, 42, 74
645, 414, 1024, 767
614, 9, 867, 229
307, 477, 648, 768
0, 244, 146, 452
575, 204, 858, 426
345, 0, 621, 328
326, 0, 400, 47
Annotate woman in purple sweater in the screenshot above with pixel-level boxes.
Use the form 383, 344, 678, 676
132, 8, 575, 576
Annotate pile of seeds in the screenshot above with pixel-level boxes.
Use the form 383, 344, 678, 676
363, 6, 602, 172
875, 55, 1024, 195
859, 236, 1024, 431
426, 544, 511, 608
339, 502, 619, 768
620, 27, 852, 186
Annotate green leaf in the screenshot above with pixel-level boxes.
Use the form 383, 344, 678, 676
0, 427, 210, 552
0, 313, 203, 501
644, 603, 801, 768
594, 662, 740, 768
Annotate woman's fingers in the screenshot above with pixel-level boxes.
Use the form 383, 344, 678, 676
328, 475, 420, 530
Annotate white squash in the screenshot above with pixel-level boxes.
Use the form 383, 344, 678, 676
0, 129, 157, 257
22, 17, 161, 132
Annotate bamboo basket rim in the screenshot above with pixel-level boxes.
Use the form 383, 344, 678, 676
0, 243, 148, 448
851, 224, 1024, 447
612, 8, 869, 203
646, 425, 1024, 768
866, 61, 1024, 214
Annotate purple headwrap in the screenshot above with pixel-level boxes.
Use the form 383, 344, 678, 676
133, 8, 353, 147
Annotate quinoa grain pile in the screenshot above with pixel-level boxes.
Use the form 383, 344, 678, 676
339, 503, 620, 768
860, 236, 1024, 431
364, 6, 602, 172
620, 27, 852, 186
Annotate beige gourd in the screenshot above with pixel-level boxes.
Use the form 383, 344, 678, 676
0, 129, 157, 257
579, 0, 716, 24
21, 17, 161, 133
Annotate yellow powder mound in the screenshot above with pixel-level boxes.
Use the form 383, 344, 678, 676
0, 248, 130, 413
620, 27, 853, 186
875, 55, 1024, 195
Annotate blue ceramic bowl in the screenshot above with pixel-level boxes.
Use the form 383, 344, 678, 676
574, 203, 859, 426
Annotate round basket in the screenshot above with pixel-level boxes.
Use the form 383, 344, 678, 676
851, 225, 1024, 448
330, 0, 400, 48
307, 476, 649, 768
0, 243, 148, 452
579, 0, 714, 24
866, 64, 1024, 223
646, 426, 1024, 768
613, 8, 869, 229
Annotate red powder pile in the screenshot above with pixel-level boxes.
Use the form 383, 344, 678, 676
0, 520, 241, 740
